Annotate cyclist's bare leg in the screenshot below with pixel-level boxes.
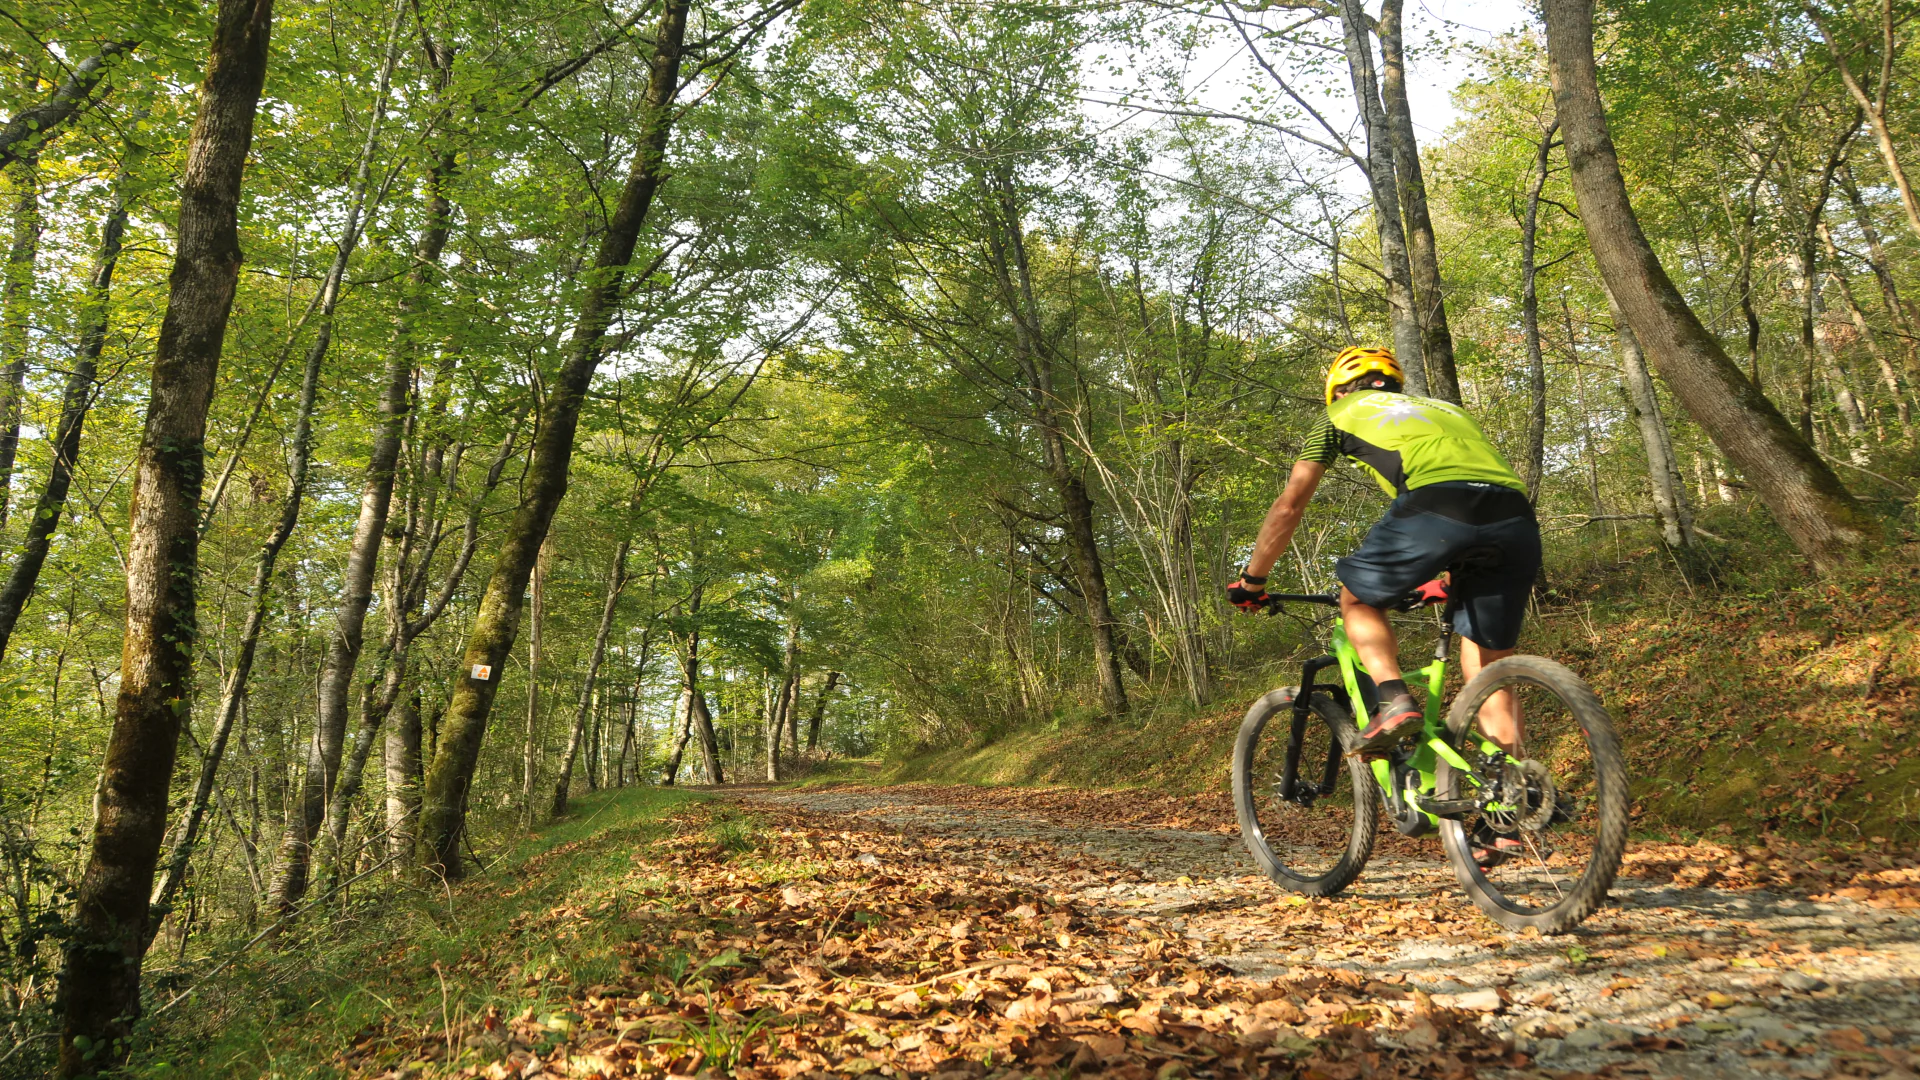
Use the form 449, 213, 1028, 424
1339, 587, 1402, 684
1460, 637, 1522, 751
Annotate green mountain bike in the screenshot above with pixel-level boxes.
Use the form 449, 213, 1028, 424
1231, 585, 1627, 934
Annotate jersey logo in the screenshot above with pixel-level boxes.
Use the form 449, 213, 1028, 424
1345, 393, 1465, 426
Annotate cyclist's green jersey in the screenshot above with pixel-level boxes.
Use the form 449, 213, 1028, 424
1299, 389, 1526, 497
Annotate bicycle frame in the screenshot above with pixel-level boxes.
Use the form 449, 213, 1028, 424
1269, 594, 1491, 833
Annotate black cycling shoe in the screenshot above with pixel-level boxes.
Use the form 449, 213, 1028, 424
1351, 695, 1423, 756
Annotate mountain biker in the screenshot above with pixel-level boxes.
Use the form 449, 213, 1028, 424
1226, 347, 1541, 862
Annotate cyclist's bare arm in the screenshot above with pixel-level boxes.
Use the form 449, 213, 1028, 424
1242, 461, 1325, 580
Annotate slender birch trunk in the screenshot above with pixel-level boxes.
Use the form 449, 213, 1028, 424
615, 628, 651, 785
522, 538, 548, 823
0, 152, 40, 527
260, 18, 406, 916
1602, 282, 1694, 547
551, 539, 629, 816
1807, 1, 1920, 244
1519, 121, 1554, 498
0, 165, 131, 662
766, 600, 799, 781
365, 432, 517, 867
1839, 164, 1920, 384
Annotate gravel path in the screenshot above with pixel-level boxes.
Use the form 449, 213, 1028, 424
740, 785, 1920, 1079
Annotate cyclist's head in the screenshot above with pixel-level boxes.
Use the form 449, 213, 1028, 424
1325, 346, 1403, 404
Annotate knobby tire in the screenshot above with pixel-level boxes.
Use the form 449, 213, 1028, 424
1233, 687, 1378, 897
1435, 655, 1628, 934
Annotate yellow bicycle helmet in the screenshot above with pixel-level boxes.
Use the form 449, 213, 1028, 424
1324, 346, 1403, 404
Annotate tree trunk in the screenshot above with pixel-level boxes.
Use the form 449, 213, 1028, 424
1821, 222, 1912, 429
0, 153, 40, 527
369, 425, 518, 867
1376, 0, 1458, 403
586, 687, 603, 792
1519, 122, 1553, 498
0, 42, 139, 169
59, 0, 273, 1070
551, 539, 629, 817
1839, 163, 1920, 384
1541, 0, 1879, 571
522, 537, 548, 824
149, 322, 321, 935
693, 681, 722, 785
1811, 277, 1870, 458
1807, 3, 1920, 244
766, 601, 799, 782
305, 129, 452, 896
1793, 244, 1821, 440
259, 22, 405, 916
662, 686, 695, 786
417, 0, 690, 877
1603, 282, 1694, 547
383, 687, 421, 868
805, 669, 840, 751
0, 169, 130, 662
1052, 463, 1129, 715
785, 672, 802, 758
1338, 0, 1424, 388
614, 627, 652, 786
616, 696, 635, 787
980, 165, 1129, 716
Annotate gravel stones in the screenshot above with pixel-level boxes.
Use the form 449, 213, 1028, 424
1563, 1022, 1635, 1050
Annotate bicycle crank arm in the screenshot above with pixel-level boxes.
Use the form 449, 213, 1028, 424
1411, 794, 1482, 818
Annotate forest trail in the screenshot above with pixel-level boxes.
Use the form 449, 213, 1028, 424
734, 783, 1920, 1080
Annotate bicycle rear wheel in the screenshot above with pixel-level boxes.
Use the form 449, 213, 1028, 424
1434, 656, 1627, 933
1233, 687, 1378, 897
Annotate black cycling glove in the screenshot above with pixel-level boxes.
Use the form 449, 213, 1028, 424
1227, 570, 1270, 612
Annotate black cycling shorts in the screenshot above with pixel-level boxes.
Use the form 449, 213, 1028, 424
1335, 481, 1542, 650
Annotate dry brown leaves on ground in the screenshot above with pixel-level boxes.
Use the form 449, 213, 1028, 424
1623, 837, 1920, 908
812, 783, 1243, 835
357, 801, 1522, 1080
817, 781, 1920, 907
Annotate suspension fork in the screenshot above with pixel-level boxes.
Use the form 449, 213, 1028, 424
1279, 654, 1339, 802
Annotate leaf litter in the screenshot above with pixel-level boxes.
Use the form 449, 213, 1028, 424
353, 799, 1515, 1079
349, 785, 1920, 1080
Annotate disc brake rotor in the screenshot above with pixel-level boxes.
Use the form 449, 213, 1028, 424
1515, 759, 1557, 832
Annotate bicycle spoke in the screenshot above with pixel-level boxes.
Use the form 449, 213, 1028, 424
1235, 690, 1377, 897
1452, 671, 1613, 920
1521, 831, 1564, 900
1251, 707, 1355, 878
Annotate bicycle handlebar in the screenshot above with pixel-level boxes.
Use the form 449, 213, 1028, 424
1263, 592, 1340, 608
1259, 583, 1447, 612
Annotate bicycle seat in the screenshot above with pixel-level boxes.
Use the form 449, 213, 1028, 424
1393, 578, 1450, 612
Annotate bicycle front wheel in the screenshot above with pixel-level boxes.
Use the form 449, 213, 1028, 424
1434, 655, 1628, 934
1233, 687, 1378, 897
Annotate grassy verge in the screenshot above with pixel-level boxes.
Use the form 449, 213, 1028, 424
130, 786, 702, 1079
